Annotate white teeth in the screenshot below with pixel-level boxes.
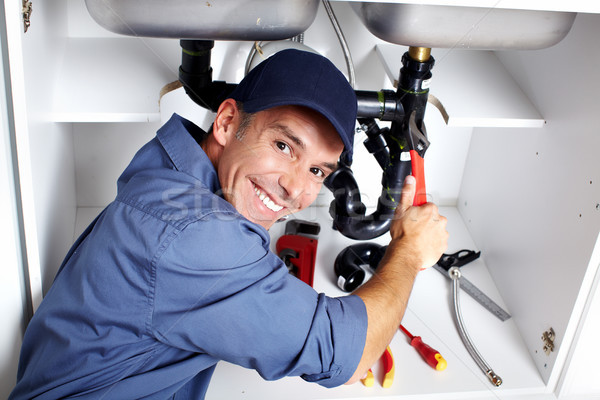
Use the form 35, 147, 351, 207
253, 185, 283, 212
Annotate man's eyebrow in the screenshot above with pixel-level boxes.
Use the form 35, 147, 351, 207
322, 161, 338, 172
270, 123, 305, 150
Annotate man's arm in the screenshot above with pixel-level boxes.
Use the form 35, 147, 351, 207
346, 175, 449, 384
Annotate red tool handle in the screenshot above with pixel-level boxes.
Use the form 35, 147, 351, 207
361, 347, 395, 388
400, 324, 447, 371
409, 149, 427, 206
381, 346, 395, 388
410, 336, 447, 371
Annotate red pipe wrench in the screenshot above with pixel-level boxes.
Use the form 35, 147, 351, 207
406, 111, 429, 206
276, 220, 320, 287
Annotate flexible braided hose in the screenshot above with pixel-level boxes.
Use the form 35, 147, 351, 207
449, 267, 502, 386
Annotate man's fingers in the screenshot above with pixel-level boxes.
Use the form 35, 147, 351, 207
397, 175, 416, 215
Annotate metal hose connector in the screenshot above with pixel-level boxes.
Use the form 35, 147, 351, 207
449, 267, 503, 387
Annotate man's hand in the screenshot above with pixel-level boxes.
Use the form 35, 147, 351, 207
389, 175, 448, 271
346, 175, 448, 385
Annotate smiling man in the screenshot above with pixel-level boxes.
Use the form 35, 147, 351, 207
10, 49, 447, 399
205, 103, 343, 230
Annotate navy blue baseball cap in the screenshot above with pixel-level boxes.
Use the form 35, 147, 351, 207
228, 49, 357, 164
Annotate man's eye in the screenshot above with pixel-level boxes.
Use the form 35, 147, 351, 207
276, 141, 291, 155
310, 167, 325, 178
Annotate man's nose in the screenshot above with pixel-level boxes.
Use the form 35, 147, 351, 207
279, 166, 307, 206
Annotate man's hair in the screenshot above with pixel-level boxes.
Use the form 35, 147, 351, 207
235, 101, 254, 141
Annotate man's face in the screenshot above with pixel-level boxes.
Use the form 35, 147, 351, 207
216, 105, 344, 230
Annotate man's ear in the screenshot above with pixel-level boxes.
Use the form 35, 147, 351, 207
212, 98, 239, 146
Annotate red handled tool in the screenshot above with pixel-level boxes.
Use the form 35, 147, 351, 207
406, 111, 430, 206
381, 346, 395, 388
361, 346, 395, 388
399, 324, 447, 371
406, 111, 429, 272
410, 149, 427, 206
361, 368, 375, 387
276, 220, 320, 287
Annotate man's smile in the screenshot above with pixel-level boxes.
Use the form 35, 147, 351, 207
253, 183, 283, 212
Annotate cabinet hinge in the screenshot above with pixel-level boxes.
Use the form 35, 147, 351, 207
541, 327, 555, 355
22, 0, 32, 33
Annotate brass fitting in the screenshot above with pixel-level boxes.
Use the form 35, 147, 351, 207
408, 47, 432, 62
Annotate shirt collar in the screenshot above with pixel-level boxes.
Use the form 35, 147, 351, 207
156, 113, 221, 194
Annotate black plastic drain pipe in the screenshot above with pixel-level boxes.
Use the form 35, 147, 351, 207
177, 42, 434, 241
178, 40, 237, 112
325, 48, 434, 240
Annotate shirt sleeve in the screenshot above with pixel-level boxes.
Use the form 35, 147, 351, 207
148, 213, 367, 388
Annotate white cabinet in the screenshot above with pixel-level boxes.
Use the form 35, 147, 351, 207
0, 13, 28, 396
2, 1, 599, 399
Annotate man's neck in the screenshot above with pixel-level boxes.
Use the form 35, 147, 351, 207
200, 133, 221, 172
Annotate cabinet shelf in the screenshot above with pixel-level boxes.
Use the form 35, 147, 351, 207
376, 44, 546, 128
50, 38, 545, 129
51, 38, 180, 123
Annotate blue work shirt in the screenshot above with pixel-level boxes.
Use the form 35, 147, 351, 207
10, 114, 367, 399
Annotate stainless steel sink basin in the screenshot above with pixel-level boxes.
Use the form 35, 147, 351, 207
84, 0, 320, 40
351, 3, 576, 50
